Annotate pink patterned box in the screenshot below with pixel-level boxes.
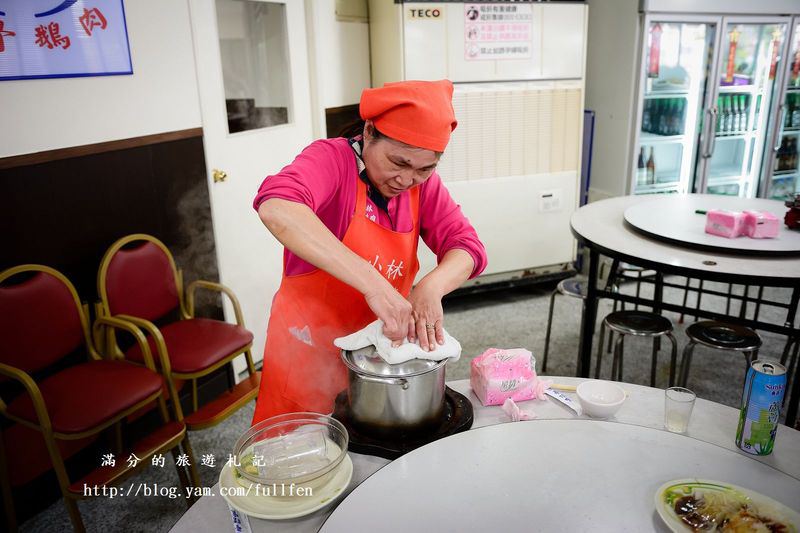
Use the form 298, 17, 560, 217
705, 210, 745, 238
470, 348, 536, 406
743, 211, 780, 239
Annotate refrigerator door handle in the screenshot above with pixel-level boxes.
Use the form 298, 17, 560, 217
702, 107, 718, 158
774, 104, 787, 152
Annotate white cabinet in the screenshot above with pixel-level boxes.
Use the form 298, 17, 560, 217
371, 2, 586, 85
368, 1, 588, 283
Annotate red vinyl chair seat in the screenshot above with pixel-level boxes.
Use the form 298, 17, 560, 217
125, 318, 253, 374
7, 360, 163, 434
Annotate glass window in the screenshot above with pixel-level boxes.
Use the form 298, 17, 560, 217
215, 1, 292, 134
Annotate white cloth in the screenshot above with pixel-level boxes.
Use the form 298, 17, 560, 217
334, 319, 461, 365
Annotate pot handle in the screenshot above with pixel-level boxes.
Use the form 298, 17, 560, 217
357, 374, 410, 390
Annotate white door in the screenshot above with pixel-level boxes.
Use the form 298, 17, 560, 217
189, 0, 314, 376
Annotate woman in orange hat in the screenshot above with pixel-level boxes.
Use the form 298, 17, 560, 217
251, 80, 487, 424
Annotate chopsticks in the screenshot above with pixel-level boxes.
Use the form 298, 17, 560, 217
550, 384, 577, 392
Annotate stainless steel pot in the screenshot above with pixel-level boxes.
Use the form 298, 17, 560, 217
340, 346, 446, 434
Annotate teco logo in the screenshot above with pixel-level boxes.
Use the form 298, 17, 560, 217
408, 8, 441, 19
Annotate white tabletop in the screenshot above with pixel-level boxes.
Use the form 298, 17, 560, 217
571, 195, 800, 283
169, 378, 800, 532
320, 421, 800, 532
624, 195, 800, 255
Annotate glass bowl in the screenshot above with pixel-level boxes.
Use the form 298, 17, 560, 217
232, 412, 349, 491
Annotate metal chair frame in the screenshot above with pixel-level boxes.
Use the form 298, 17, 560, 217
0, 265, 198, 532
96, 234, 259, 430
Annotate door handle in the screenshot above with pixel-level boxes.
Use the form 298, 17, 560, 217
212, 169, 228, 183
774, 104, 787, 151
702, 107, 718, 158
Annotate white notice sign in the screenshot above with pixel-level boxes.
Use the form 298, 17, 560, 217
464, 3, 533, 61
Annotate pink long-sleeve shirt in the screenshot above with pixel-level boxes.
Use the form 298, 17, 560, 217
253, 137, 487, 279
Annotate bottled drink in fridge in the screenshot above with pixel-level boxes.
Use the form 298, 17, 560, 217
723, 95, 733, 134
732, 95, 741, 133
676, 99, 685, 135
637, 147, 647, 184
658, 100, 667, 135
642, 100, 651, 133
792, 94, 800, 129
776, 137, 798, 171
739, 95, 748, 133
646, 147, 656, 185
776, 138, 786, 171
716, 97, 723, 135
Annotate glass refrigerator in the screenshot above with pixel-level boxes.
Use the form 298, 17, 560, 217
760, 18, 800, 200
631, 15, 792, 198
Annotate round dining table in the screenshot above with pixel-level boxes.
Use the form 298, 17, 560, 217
169, 378, 800, 532
570, 194, 800, 425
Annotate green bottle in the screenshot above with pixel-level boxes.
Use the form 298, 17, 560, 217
723, 95, 733, 134
732, 95, 741, 133
740, 95, 748, 132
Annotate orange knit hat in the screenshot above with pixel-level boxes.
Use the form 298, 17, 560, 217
359, 80, 458, 152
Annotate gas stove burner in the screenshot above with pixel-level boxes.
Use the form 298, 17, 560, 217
332, 387, 474, 460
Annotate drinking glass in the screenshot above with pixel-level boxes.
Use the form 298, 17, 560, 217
665, 387, 696, 434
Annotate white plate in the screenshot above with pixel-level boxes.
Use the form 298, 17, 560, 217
219, 454, 353, 520
655, 478, 800, 532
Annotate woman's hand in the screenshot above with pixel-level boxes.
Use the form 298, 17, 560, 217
407, 280, 445, 352
406, 249, 475, 351
364, 283, 413, 347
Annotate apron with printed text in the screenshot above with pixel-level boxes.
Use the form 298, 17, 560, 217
251, 177, 420, 424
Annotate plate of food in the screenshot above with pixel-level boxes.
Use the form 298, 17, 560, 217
655, 479, 799, 532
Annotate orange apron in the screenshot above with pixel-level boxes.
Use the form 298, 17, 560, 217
251, 177, 420, 424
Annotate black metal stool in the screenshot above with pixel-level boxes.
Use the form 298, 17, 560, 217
603, 262, 654, 353
542, 278, 586, 372
678, 321, 762, 388
595, 310, 678, 387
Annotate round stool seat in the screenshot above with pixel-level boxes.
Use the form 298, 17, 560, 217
556, 278, 586, 299
685, 321, 761, 352
604, 310, 672, 336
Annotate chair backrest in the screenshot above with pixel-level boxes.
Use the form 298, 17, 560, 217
99, 235, 180, 322
0, 266, 86, 374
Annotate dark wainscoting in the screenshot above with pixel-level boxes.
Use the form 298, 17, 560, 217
1, 132, 220, 307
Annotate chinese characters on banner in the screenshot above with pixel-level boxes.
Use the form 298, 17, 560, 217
0, 1, 132, 81
464, 3, 533, 61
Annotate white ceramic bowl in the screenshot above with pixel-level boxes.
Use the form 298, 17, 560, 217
576, 380, 626, 419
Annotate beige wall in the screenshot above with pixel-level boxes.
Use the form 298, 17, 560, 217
0, 0, 373, 158
0, 0, 201, 158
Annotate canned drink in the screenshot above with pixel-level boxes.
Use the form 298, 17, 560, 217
735, 359, 787, 456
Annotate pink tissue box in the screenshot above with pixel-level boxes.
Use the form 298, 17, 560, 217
705, 210, 745, 238
470, 348, 536, 406
743, 211, 779, 239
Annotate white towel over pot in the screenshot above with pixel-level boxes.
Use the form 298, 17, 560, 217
334, 319, 461, 365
